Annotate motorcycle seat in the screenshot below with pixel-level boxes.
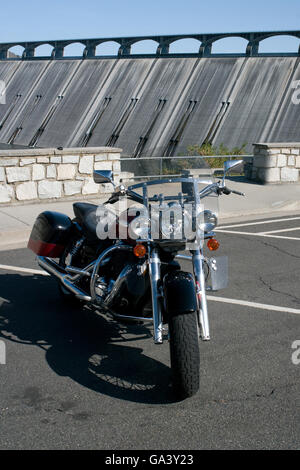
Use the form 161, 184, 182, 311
73, 202, 99, 240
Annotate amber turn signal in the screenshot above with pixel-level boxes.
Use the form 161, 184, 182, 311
207, 238, 220, 251
133, 243, 147, 258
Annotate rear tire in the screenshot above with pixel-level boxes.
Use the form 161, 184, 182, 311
168, 311, 200, 400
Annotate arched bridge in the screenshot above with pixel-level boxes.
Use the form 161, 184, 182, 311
1, 30, 300, 59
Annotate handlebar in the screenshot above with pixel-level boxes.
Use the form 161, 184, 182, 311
105, 182, 245, 205
219, 186, 245, 196
105, 188, 144, 205
104, 192, 121, 204
230, 189, 245, 196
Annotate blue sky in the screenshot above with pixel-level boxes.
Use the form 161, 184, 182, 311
2, 0, 300, 55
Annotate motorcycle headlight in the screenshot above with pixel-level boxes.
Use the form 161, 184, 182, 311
127, 215, 149, 240
199, 210, 218, 233
159, 203, 192, 240
151, 204, 216, 240
127, 205, 217, 240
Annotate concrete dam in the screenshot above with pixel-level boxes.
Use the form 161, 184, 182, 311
0, 31, 299, 156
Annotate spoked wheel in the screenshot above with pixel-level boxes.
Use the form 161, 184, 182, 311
168, 310, 200, 400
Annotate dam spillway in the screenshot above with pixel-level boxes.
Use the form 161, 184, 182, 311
0, 35, 299, 156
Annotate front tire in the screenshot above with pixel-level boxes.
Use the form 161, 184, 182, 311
169, 311, 200, 400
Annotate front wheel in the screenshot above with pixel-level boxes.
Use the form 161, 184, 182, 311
168, 311, 200, 400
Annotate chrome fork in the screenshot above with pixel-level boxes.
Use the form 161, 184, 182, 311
191, 248, 210, 341
149, 247, 163, 344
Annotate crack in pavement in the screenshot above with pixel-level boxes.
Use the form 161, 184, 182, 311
206, 381, 299, 406
253, 236, 300, 260
258, 275, 300, 305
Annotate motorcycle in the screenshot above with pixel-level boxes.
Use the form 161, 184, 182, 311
28, 159, 244, 400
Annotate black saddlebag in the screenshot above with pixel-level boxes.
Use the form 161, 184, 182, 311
28, 211, 72, 258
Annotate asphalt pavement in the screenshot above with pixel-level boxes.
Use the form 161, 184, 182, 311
0, 213, 299, 450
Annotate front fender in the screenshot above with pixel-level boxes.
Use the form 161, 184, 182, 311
163, 271, 197, 317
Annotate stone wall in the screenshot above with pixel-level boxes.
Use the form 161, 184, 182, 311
252, 143, 300, 183
0, 147, 122, 204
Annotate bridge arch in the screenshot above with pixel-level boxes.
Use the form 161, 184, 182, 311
131, 39, 159, 54
258, 34, 300, 53
7, 44, 24, 58
211, 36, 248, 54
34, 43, 54, 57
63, 41, 86, 57
199, 34, 249, 55
95, 40, 120, 56
169, 37, 201, 54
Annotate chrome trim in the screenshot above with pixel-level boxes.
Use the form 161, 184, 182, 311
191, 249, 210, 341
90, 244, 133, 302
65, 266, 91, 277
149, 247, 163, 344
67, 261, 96, 282
110, 313, 153, 322
104, 264, 134, 308
175, 254, 192, 261
37, 256, 91, 301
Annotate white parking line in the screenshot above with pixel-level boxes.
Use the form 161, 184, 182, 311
260, 234, 300, 240
259, 226, 300, 235
215, 229, 300, 240
0, 263, 299, 316
207, 295, 300, 315
0, 264, 49, 276
217, 216, 300, 230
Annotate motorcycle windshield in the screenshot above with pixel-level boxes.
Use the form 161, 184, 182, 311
197, 176, 219, 224
126, 175, 219, 247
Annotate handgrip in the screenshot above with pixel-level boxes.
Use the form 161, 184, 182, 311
222, 186, 245, 196
105, 192, 121, 204
231, 189, 245, 196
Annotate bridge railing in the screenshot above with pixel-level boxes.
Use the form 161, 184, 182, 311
1, 30, 299, 59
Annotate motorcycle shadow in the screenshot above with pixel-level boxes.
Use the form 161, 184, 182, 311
0, 273, 175, 404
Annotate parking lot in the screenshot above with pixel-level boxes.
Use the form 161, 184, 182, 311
0, 213, 299, 450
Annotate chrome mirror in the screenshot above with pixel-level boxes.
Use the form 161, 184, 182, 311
93, 170, 114, 185
224, 160, 243, 174
222, 159, 243, 185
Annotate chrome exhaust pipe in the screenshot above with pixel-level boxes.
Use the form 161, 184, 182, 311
38, 243, 133, 304
37, 256, 92, 301
90, 244, 133, 301
104, 264, 133, 308
38, 256, 66, 276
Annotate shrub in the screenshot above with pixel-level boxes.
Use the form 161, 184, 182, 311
187, 142, 248, 168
